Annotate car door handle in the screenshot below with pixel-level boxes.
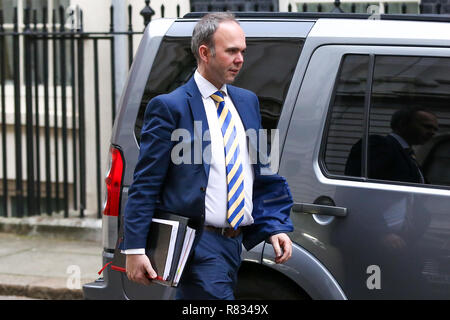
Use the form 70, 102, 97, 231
292, 202, 348, 217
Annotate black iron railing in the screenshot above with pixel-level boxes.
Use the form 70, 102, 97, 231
0, 4, 144, 219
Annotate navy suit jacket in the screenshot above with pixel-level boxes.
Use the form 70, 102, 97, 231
345, 134, 423, 184
123, 76, 293, 251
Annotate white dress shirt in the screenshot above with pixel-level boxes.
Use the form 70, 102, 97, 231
194, 70, 254, 228
124, 71, 254, 254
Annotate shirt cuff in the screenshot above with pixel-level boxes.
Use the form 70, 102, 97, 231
121, 248, 145, 255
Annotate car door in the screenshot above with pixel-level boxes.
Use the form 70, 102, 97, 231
275, 45, 450, 299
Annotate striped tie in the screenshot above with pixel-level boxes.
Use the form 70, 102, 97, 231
210, 91, 245, 229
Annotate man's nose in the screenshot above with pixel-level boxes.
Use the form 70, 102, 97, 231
235, 52, 244, 64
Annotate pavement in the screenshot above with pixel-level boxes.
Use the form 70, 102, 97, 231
0, 216, 104, 300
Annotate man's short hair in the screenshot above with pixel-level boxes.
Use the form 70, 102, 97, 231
191, 12, 239, 62
390, 106, 433, 131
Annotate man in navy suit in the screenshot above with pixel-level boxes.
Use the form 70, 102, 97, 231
345, 106, 439, 184
123, 12, 294, 299
345, 106, 438, 250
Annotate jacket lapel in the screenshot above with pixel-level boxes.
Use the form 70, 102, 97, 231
184, 77, 211, 179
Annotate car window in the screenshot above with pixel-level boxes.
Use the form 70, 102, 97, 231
323, 54, 370, 177
134, 37, 304, 142
422, 139, 450, 186
368, 56, 450, 187
323, 54, 450, 188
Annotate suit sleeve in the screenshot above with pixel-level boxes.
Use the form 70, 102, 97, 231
242, 93, 294, 251
123, 96, 177, 250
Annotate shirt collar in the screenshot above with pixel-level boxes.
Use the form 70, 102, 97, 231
194, 69, 228, 99
389, 133, 410, 149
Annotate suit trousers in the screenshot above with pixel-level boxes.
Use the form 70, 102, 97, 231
175, 228, 243, 300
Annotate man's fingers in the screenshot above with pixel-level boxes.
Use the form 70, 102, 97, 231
136, 273, 152, 285
127, 268, 151, 285
275, 241, 287, 263
278, 239, 292, 263
144, 262, 157, 279
270, 233, 293, 264
272, 238, 282, 259
126, 254, 155, 285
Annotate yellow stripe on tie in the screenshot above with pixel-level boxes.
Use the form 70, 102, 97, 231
226, 158, 241, 183
230, 207, 245, 227
218, 105, 229, 127
223, 117, 235, 145
228, 192, 245, 215
228, 174, 244, 201
211, 94, 224, 103
225, 139, 239, 166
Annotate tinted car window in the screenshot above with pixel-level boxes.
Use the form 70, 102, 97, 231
323, 54, 370, 177
134, 37, 304, 142
368, 56, 450, 187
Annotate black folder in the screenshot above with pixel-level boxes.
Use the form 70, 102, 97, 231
111, 211, 197, 287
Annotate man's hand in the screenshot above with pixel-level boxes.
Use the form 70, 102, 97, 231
382, 233, 407, 250
269, 233, 292, 264
126, 254, 157, 285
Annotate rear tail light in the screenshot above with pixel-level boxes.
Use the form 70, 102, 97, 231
103, 146, 124, 217
102, 146, 124, 250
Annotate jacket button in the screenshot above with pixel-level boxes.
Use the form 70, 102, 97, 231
200, 187, 206, 192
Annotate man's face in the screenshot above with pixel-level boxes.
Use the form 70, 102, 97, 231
200, 21, 246, 88
407, 111, 439, 145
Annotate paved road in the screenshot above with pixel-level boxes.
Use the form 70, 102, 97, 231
0, 232, 102, 299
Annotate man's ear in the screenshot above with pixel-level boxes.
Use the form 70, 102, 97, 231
198, 44, 210, 64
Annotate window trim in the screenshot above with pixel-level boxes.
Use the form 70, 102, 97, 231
362, 54, 376, 179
